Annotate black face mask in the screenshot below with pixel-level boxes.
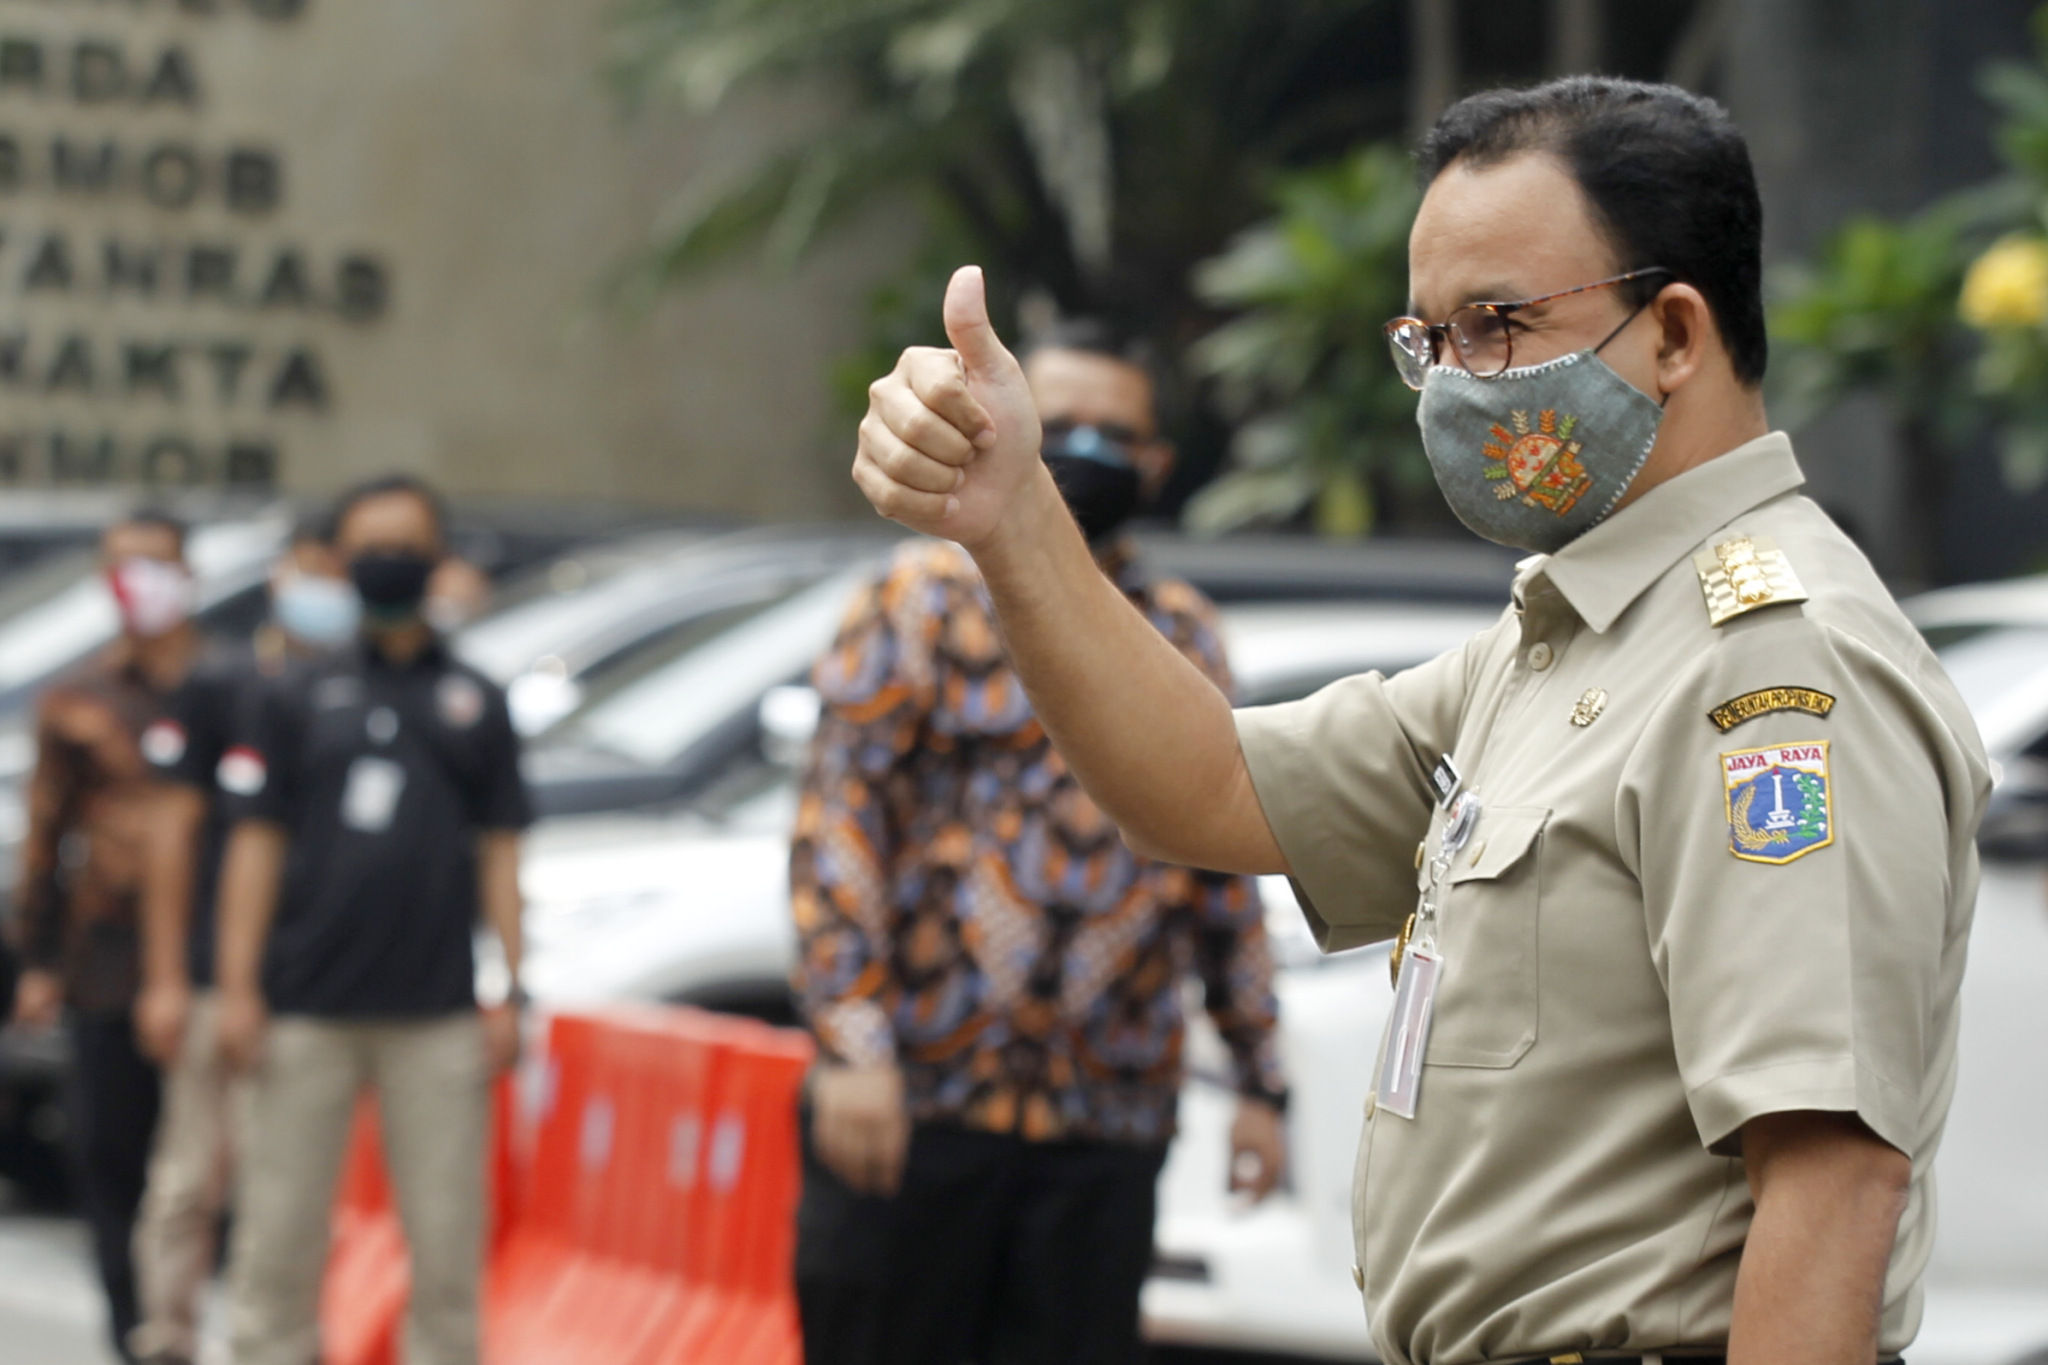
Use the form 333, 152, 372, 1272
349, 551, 436, 620
1043, 422, 1143, 544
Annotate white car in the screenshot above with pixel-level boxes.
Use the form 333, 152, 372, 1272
518, 576, 2048, 1364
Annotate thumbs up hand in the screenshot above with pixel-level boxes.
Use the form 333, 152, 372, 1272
853, 266, 1046, 549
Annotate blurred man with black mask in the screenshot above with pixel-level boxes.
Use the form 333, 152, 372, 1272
128, 517, 359, 1365
790, 320, 1287, 1365
213, 476, 529, 1365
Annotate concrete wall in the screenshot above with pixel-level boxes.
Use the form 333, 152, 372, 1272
0, 0, 899, 517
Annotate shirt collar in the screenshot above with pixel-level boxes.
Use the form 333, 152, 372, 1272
355, 632, 447, 672
1528, 431, 1806, 633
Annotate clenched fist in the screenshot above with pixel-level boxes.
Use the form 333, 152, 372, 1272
853, 266, 1050, 549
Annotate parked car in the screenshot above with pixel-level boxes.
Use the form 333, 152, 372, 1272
453, 524, 899, 735
1906, 577, 2048, 864
516, 537, 1517, 819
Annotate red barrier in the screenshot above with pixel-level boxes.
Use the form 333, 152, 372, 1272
648, 1023, 811, 1365
323, 1006, 813, 1365
320, 1099, 405, 1365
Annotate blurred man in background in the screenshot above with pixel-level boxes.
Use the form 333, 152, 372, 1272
424, 555, 494, 634
128, 518, 359, 1365
789, 321, 1288, 1365
8, 509, 208, 1364
214, 476, 528, 1365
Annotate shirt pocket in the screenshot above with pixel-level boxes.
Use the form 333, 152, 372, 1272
1425, 804, 1549, 1070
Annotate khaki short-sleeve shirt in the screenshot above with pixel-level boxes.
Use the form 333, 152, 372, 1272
1235, 434, 1990, 1365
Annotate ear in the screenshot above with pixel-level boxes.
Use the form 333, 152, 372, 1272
1135, 438, 1177, 499
1650, 282, 1714, 395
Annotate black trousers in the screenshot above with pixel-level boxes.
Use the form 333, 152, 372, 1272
67, 1011, 162, 1365
796, 1119, 1167, 1365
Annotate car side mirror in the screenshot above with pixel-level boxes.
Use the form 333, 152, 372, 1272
759, 684, 822, 767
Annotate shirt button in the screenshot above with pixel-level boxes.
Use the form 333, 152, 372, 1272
1364, 1091, 1377, 1120
1352, 1264, 1366, 1292
1526, 641, 1554, 671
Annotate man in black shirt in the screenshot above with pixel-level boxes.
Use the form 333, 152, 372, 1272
129, 520, 358, 1365
214, 477, 529, 1365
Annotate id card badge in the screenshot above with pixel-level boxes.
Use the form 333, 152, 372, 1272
341, 756, 407, 832
1375, 944, 1442, 1120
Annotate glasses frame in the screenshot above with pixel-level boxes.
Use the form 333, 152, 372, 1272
1383, 267, 1674, 391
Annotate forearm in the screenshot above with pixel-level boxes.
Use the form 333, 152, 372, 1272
1730, 1112, 1909, 1365
971, 467, 1281, 873
478, 832, 523, 990
140, 791, 204, 988
215, 822, 287, 995
13, 755, 66, 966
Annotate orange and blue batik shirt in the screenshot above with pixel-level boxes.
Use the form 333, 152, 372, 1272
790, 540, 1284, 1147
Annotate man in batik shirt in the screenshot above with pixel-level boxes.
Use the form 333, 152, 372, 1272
791, 321, 1287, 1365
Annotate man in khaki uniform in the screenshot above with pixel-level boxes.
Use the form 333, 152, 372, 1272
846, 76, 1989, 1365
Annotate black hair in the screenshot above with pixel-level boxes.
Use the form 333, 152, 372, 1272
1417, 76, 1767, 385
326, 473, 448, 544
117, 505, 188, 554
1015, 317, 1170, 428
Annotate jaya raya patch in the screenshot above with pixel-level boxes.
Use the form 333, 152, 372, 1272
1722, 741, 1834, 864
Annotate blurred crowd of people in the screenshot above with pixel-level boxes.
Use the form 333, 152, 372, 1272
0, 324, 1299, 1365
5, 478, 529, 1365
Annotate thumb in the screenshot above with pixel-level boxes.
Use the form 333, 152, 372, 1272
942, 265, 1017, 380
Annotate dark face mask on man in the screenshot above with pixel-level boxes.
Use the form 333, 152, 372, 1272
349, 550, 437, 625
1042, 421, 1144, 544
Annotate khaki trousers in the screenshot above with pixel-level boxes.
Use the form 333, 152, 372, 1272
227, 1012, 487, 1365
131, 993, 235, 1362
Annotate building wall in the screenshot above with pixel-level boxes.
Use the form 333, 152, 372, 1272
0, 0, 899, 517
1724, 0, 2044, 583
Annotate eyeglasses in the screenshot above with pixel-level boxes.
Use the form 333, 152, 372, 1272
1382, 267, 1673, 391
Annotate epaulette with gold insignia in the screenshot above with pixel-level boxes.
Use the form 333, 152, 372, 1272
1693, 535, 1808, 627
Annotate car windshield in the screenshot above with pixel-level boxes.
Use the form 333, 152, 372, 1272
543, 570, 866, 767
1936, 625, 2048, 755
454, 533, 707, 683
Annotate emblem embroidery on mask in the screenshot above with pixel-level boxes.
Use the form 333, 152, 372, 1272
1721, 741, 1833, 864
1481, 409, 1593, 515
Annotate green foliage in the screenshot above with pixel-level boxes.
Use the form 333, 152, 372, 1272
1183, 145, 1423, 537
611, 0, 1402, 397
1767, 2, 2048, 507
1766, 195, 1998, 445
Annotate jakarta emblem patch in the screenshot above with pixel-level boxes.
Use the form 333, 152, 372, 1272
1721, 741, 1833, 864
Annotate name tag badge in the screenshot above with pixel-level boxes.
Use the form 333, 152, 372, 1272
1376, 945, 1442, 1120
341, 756, 406, 833
1429, 754, 1463, 810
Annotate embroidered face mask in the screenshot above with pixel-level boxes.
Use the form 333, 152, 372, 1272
1416, 348, 1663, 554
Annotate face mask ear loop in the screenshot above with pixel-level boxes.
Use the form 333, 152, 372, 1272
1592, 294, 1656, 356
1593, 292, 1672, 409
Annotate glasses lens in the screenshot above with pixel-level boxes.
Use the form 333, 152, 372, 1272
1385, 321, 1433, 390
1447, 306, 1512, 377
